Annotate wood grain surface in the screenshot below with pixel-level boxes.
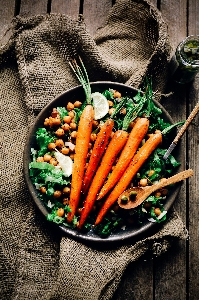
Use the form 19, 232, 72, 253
0, 0, 198, 299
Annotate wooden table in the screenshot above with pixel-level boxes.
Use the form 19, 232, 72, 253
1, 1, 198, 299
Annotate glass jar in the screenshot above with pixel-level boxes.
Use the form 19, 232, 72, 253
172, 35, 199, 84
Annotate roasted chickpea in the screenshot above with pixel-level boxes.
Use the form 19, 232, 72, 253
50, 158, 58, 166
36, 156, 44, 162
66, 102, 74, 111
55, 139, 64, 148
148, 170, 155, 177
108, 100, 114, 107
154, 207, 162, 216
70, 153, 75, 160
74, 100, 82, 108
143, 202, 152, 209
120, 107, 126, 115
109, 108, 116, 116
154, 191, 162, 198
43, 153, 52, 162
70, 131, 77, 139
44, 118, 50, 126
53, 117, 61, 126
92, 120, 99, 128
90, 133, 97, 142
53, 190, 62, 198
57, 208, 65, 217
63, 115, 72, 124
48, 142, 56, 151
55, 128, 65, 137
61, 147, 70, 155
63, 198, 69, 205
68, 111, 75, 119
139, 178, 148, 187
113, 91, 121, 98
51, 108, 59, 118
62, 123, 70, 131
70, 122, 77, 130
63, 186, 70, 194
40, 186, 46, 194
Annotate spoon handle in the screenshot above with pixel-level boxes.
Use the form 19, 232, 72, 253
173, 101, 199, 144
149, 169, 193, 194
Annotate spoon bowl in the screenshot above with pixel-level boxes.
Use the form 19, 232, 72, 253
118, 169, 193, 209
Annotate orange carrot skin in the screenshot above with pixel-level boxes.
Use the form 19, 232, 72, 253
95, 131, 162, 226
82, 119, 114, 195
97, 118, 149, 200
78, 130, 129, 229
67, 105, 94, 223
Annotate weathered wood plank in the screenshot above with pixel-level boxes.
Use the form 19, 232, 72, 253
51, 0, 80, 18
0, 0, 15, 47
161, 0, 187, 55
153, 0, 188, 299
187, 75, 199, 299
83, 0, 112, 36
186, 1, 199, 299
188, 0, 199, 35
20, 0, 48, 16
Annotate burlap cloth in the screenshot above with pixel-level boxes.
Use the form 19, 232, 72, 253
0, 0, 187, 299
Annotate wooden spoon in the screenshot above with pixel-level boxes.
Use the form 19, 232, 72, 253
118, 169, 193, 209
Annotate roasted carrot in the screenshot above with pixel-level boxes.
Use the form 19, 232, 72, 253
67, 58, 94, 223
67, 104, 94, 222
97, 117, 149, 200
95, 130, 163, 225
78, 130, 129, 229
82, 118, 114, 195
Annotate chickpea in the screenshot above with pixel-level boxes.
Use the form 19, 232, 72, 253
76, 208, 83, 215
48, 142, 56, 151
51, 108, 59, 118
120, 108, 126, 115
90, 133, 97, 142
62, 123, 70, 131
43, 153, 52, 162
44, 118, 50, 126
36, 156, 44, 162
113, 91, 121, 98
55, 128, 65, 137
154, 207, 162, 216
61, 147, 70, 155
63, 198, 69, 206
63, 115, 72, 124
63, 186, 70, 194
70, 153, 75, 160
55, 139, 64, 148
74, 100, 82, 108
128, 121, 135, 129
109, 108, 116, 116
108, 100, 114, 107
40, 186, 46, 194
70, 131, 77, 139
143, 202, 152, 209
70, 122, 77, 130
148, 170, 155, 177
50, 158, 58, 166
92, 120, 99, 128
53, 190, 62, 198
160, 188, 168, 196
53, 117, 61, 126
154, 191, 162, 198
49, 116, 55, 127
66, 102, 74, 111
68, 111, 75, 119
139, 178, 148, 187
57, 208, 65, 217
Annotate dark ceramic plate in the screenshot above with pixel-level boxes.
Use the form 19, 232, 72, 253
23, 82, 183, 244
